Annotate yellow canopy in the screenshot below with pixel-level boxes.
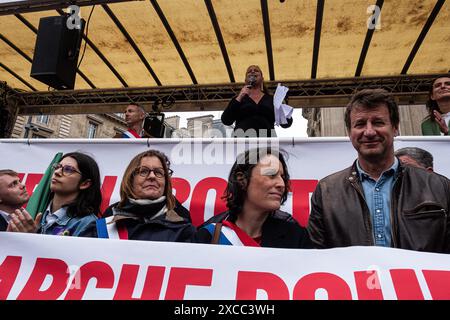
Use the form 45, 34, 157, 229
1, 0, 449, 92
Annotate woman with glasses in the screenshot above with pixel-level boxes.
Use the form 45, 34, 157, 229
195, 148, 311, 248
35, 152, 102, 236
81, 150, 195, 242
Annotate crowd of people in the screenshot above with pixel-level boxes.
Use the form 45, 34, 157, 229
0, 147, 313, 249
1, 73, 449, 254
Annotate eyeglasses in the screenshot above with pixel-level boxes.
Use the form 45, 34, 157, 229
51, 163, 82, 176
134, 166, 172, 179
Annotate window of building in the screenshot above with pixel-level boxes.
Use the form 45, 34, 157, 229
36, 115, 49, 125
115, 113, 125, 119
87, 122, 98, 139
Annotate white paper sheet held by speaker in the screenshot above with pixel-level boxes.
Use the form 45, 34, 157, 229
273, 83, 294, 126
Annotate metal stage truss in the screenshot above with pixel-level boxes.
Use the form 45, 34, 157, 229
0, 0, 135, 16
8, 74, 446, 115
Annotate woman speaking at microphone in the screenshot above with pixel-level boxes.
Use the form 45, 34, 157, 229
221, 65, 293, 137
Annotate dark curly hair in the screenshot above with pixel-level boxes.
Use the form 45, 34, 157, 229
223, 148, 290, 220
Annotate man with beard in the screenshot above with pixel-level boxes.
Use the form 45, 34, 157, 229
307, 89, 450, 253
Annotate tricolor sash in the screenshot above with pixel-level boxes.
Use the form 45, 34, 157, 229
204, 220, 260, 247
122, 129, 141, 138
96, 216, 129, 239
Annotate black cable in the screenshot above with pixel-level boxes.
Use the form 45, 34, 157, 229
162, 96, 175, 108
77, 5, 96, 69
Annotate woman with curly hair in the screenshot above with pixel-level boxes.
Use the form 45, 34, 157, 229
195, 148, 311, 248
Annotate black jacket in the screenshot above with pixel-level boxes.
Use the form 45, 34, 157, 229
221, 94, 292, 137
307, 160, 450, 253
82, 201, 195, 242
108, 212, 195, 242
195, 210, 312, 249
102, 198, 191, 222
0, 215, 7, 231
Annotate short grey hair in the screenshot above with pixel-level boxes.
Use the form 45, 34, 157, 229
128, 103, 146, 113
395, 147, 434, 169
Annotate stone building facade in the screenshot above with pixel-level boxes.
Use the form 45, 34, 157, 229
10, 112, 233, 139
8, 105, 426, 140
11, 113, 128, 139
167, 114, 233, 138
185, 114, 233, 138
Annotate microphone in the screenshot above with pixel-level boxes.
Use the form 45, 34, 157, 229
247, 75, 256, 88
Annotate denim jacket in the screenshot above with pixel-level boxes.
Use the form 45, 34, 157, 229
39, 204, 97, 237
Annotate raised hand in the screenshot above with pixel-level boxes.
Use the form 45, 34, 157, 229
236, 86, 251, 102
7, 209, 42, 233
433, 110, 449, 135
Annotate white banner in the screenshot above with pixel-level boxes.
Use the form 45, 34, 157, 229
1, 232, 449, 300
0, 137, 449, 227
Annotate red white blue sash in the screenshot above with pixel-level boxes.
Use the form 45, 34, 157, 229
96, 216, 128, 239
122, 129, 141, 138
205, 220, 260, 247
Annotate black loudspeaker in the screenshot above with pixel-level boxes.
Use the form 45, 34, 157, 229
31, 16, 85, 90
144, 113, 166, 138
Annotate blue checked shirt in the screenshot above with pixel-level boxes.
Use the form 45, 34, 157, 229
356, 158, 399, 247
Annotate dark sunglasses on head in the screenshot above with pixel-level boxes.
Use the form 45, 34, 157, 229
52, 163, 82, 176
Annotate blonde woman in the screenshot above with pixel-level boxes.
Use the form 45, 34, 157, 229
221, 65, 293, 137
